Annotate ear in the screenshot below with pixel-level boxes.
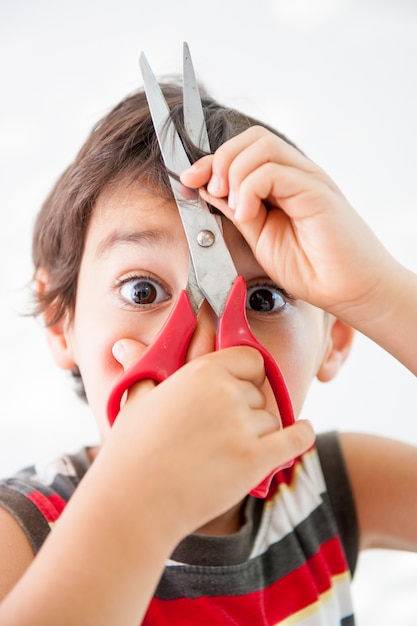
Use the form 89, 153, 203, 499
44, 317, 76, 370
316, 318, 355, 383
36, 269, 76, 371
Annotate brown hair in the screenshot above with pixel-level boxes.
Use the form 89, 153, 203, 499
32, 82, 295, 325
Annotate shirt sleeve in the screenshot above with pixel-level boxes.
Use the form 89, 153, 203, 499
316, 431, 359, 576
0, 449, 90, 554
0, 484, 50, 554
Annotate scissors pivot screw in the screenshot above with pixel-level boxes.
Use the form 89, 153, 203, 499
197, 229, 215, 248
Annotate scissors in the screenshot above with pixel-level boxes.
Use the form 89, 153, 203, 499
106, 43, 295, 498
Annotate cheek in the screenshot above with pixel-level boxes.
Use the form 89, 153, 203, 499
67, 288, 129, 427
258, 314, 326, 419
70, 324, 124, 429
68, 299, 172, 430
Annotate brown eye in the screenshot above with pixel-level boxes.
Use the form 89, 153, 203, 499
120, 278, 170, 306
246, 285, 286, 313
130, 280, 156, 305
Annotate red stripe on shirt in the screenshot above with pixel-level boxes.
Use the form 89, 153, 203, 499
143, 537, 348, 626
27, 490, 67, 523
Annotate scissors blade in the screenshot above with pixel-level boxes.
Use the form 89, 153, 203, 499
139, 51, 238, 316
140, 52, 191, 176
183, 42, 210, 153
182, 42, 224, 235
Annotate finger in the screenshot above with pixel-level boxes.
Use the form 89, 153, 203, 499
251, 409, 281, 437
237, 380, 267, 411
200, 159, 325, 231
236, 161, 340, 222
226, 134, 314, 202
112, 339, 156, 401
233, 162, 296, 223
208, 127, 318, 199
112, 338, 148, 371
218, 346, 267, 389
199, 185, 267, 256
198, 188, 232, 219
260, 419, 315, 465
180, 154, 214, 189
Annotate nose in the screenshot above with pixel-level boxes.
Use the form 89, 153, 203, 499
185, 300, 217, 362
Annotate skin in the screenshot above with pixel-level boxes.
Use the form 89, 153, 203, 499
0, 126, 416, 624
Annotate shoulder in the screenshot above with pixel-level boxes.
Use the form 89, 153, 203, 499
0, 448, 90, 553
0, 505, 34, 600
0, 448, 91, 600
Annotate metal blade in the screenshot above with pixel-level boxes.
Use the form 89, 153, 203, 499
139, 51, 238, 316
183, 43, 223, 237
140, 51, 192, 177
183, 42, 211, 153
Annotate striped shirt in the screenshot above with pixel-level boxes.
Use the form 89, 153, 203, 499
0, 432, 358, 624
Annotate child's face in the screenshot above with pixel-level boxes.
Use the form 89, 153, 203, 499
54, 182, 344, 438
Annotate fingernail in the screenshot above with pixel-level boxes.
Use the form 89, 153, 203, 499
181, 164, 198, 177
228, 190, 236, 210
112, 341, 125, 365
207, 174, 220, 195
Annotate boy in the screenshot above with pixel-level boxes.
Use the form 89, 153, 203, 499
0, 77, 416, 625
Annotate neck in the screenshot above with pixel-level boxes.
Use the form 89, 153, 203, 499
195, 500, 246, 537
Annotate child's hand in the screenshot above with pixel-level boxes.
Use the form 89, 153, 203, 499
180, 126, 396, 327
108, 342, 314, 537
112, 338, 157, 399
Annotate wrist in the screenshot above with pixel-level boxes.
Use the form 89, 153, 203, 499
335, 258, 417, 373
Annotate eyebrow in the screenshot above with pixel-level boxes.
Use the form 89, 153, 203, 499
96, 228, 175, 258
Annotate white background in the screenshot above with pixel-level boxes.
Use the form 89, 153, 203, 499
1, 1, 417, 623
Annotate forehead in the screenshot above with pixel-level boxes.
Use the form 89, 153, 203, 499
84, 182, 261, 274
92, 183, 180, 232
82, 183, 184, 261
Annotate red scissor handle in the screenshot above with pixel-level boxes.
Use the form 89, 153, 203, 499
217, 275, 295, 498
106, 276, 294, 499
106, 290, 197, 425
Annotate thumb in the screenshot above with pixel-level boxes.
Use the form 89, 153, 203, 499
112, 339, 156, 398
112, 338, 148, 371
198, 187, 263, 251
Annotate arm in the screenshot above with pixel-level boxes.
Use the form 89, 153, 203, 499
0, 507, 35, 599
0, 347, 314, 625
181, 127, 417, 375
340, 432, 417, 552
